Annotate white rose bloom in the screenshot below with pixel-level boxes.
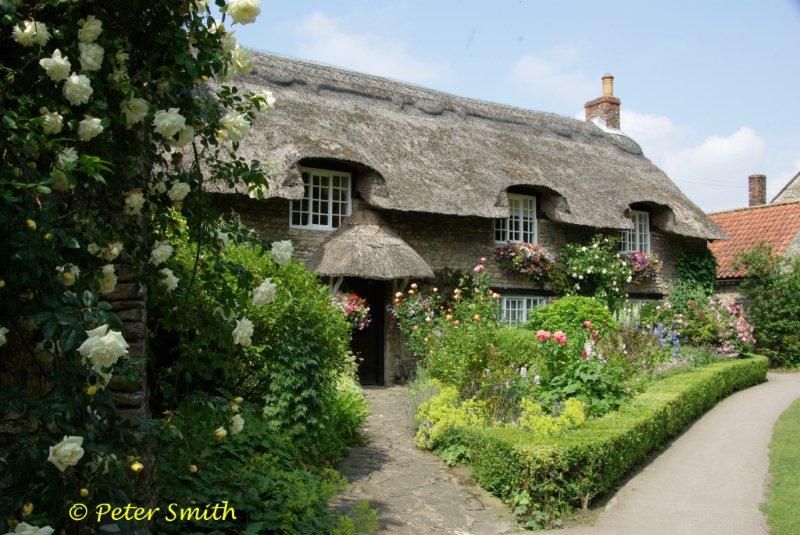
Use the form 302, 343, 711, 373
232, 45, 253, 75
63, 73, 93, 106
229, 414, 244, 435
41, 110, 63, 135
150, 240, 174, 266
269, 240, 293, 266
78, 15, 103, 43
251, 278, 276, 306
87, 243, 102, 256
47, 436, 84, 472
159, 267, 179, 292
0, 325, 8, 347
214, 426, 228, 439
170, 126, 194, 148
151, 180, 167, 194
218, 111, 250, 143
77, 116, 104, 141
221, 32, 236, 55
226, 0, 261, 24
56, 264, 80, 286
152, 108, 186, 139
121, 98, 148, 126
167, 182, 190, 202
78, 324, 129, 370
257, 89, 276, 112
12, 20, 50, 47
7, 521, 55, 535
39, 49, 71, 82
124, 190, 145, 215
78, 42, 104, 72
216, 230, 230, 248
248, 184, 268, 200
98, 264, 117, 295
232, 317, 254, 346
56, 147, 79, 170
103, 241, 123, 261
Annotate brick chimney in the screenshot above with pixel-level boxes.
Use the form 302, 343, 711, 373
585, 74, 621, 130
748, 174, 767, 206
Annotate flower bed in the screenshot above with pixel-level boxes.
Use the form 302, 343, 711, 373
494, 242, 554, 281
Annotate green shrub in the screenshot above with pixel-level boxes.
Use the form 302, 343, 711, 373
437, 356, 768, 528
675, 248, 717, 294
526, 296, 617, 335
414, 381, 489, 450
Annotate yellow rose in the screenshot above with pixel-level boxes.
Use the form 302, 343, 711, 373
188, 464, 198, 473
80, 488, 89, 497
130, 461, 144, 473
21, 502, 33, 517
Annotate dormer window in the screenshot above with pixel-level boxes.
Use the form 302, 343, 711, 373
290, 168, 352, 230
620, 210, 651, 253
495, 194, 537, 243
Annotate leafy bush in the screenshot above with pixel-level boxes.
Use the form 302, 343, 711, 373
518, 397, 586, 438
675, 248, 718, 294
736, 246, 800, 367
526, 296, 617, 335
442, 356, 768, 528
414, 382, 489, 450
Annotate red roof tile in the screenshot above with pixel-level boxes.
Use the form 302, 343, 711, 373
709, 201, 800, 279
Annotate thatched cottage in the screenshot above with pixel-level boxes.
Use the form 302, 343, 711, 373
212, 52, 725, 384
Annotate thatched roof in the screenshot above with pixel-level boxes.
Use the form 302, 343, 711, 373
211, 52, 725, 240
306, 206, 434, 280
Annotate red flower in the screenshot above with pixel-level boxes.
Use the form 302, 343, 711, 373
553, 331, 568, 345
582, 320, 592, 330
536, 330, 551, 341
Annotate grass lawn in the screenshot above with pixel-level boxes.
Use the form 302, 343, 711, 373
764, 396, 800, 535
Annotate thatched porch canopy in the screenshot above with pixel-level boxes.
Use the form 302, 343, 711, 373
307, 208, 434, 280
209, 52, 725, 240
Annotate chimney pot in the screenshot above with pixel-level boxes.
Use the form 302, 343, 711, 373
584, 74, 621, 130
602, 74, 614, 96
748, 174, 767, 206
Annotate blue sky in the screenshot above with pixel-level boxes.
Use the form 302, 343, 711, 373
231, 0, 800, 212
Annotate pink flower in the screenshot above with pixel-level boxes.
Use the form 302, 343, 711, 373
582, 320, 592, 330
480, 257, 487, 263
553, 331, 568, 345
473, 264, 485, 273
536, 330, 551, 341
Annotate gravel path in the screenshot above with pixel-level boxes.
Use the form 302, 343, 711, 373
332, 386, 524, 534
551, 372, 800, 535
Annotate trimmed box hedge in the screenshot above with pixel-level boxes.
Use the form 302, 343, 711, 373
442, 356, 768, 521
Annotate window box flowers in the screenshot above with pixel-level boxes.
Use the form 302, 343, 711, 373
494, 242, 554, 282
621, 251, 662, 283
334, 291, 372, 331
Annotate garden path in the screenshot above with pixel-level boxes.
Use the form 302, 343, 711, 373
550, 372, 800, 535
332, 386, 525, 534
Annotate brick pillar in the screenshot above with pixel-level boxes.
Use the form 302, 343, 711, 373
748, 174, 767, 206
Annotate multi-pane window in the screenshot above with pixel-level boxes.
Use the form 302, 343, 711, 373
619, 210, 651, 253
290, 168, 352, 230
495, 194, 537, 243
498, 295, 548, 326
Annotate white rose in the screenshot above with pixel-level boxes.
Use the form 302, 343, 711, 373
150, 240, 173, 266
77, 324, 129, 370
98, 264, 117, 295
232, 317, 254, 346
251, 278, 276, 306
0, 325, 8, 347
77, 116, 104, 141
168, 182, 190, 202
121, 97, 148, 126
256, 89, 276, 112
7, 521, 55, 535
218, 111, 250, 143
170, 126, 194, 148
151, 180, 167, 194
221, 32, 236, 55
103, 241, 123, 261
56, 264, 80, 286
152, 108, 186, 139
226, 0, 261, 24
47, 435, 85, 472
63, 73, 93, 106
12, 20, 50, 47
232, 45, 253, 75
229, 414, 244, 435
159, 267, 179, 292
269, 240, 293, 266
214, 426, 228, 439
124, 190, 145, 215
79, 42, 104, 72
39, 49, 71, 82
78, 15, 103, 43
41, 110, 63, 135
56, 147, 78, 170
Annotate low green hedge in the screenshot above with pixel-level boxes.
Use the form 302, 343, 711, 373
441, 356, 768, 525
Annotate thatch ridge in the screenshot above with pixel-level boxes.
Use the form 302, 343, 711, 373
209, 51, 725, 240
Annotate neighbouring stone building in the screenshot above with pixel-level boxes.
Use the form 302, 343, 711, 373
709, 173, 800, 305
211, 52, 724, 384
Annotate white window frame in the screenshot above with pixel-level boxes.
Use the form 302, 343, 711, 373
495, 194, 537, 243
498, 294, 548, 326
620, 210, 651, 253
290, 167, 352, 231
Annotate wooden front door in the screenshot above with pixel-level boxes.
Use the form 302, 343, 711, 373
343, 278, 385, 385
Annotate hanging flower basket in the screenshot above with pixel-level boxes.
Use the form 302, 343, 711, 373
493, 242, 555, 282
333, 291, 372, 331
621, 251, 662, 283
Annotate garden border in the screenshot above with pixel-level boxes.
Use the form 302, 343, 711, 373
440, 356, 769, 522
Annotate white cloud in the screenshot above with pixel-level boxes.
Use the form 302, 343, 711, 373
294, 12, 449, 85
509, 48, 595, 109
